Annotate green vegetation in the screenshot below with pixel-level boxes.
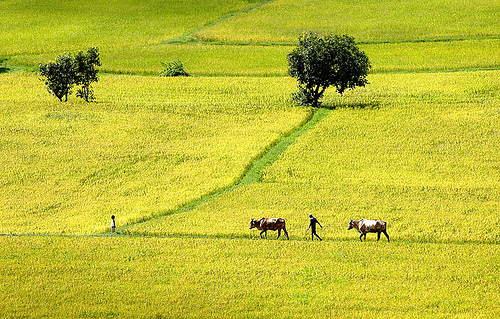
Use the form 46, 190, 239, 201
73, 47, 101, 102
39, 47, 101, 102
196, 0, 500, 43
0, 0, 499, 317
38, 52, 76, 102
158, 60, 189, 77
1, 236, 499, 318
288, 33, 370, 106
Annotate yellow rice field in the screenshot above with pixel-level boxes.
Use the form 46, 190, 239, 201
0, 0, 499, 317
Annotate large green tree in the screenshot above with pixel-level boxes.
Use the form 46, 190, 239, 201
288, 33, 371, 107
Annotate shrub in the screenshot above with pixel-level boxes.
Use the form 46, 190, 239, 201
159, 60, 189, 77
0, 58, 8, 73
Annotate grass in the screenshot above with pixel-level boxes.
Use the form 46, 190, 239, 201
0, 0, 259, 55
1, 236, 498, 318
0, 0, 499, 317
0, 73, 308, 234
195, 0, 500, 43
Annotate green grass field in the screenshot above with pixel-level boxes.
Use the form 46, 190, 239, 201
1, 236, 499, 318
195, 0, 500, 43
0, 73, 308, 234
1, 0, 499, 317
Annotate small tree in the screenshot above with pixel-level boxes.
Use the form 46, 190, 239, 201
287, 33, 371, 107
39, 53, 76, 102
39, 47, 100, 102
74, 47, 101, 102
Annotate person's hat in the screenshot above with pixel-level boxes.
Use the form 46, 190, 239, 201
308, 213, 313, 217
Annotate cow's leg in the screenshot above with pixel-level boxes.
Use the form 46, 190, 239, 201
383, 231, 390, 242
277, 229, 281, 239
377, 232, 381, 241
283, 228, 289, 240
260, 230, 266, 238
359, 233, 364, 242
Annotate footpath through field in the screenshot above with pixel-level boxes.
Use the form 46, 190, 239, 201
115, 107, 331, 235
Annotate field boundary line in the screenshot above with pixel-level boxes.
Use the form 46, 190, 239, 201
161, 0, 278, 45
160, 34, 500, 47
1, 232, 499, 245
98, 66, 500, 77
114, 107, 331, 235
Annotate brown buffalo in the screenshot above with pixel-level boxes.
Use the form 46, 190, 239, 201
348, 218, 389, 242
249, 217, 289, 239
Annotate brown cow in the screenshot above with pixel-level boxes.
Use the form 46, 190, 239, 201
249, 217, 289, 239
347, 218, 389, 242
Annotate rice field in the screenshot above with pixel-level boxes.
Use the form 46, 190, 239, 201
0, 0, 258, 55
195, 0, 500, 43
1, 0, 499, 317
1, 236, 499, 318
9, 39, 500, 76
0, 73, 308, 234
124, 71, 500, 244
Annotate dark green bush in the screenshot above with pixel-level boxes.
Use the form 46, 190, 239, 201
159, 60, 189, 77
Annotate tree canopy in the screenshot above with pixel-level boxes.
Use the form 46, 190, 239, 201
288, 33, 371, 107
39, 47, 100, 102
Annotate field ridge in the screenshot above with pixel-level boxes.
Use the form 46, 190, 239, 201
162, 34, 500, 47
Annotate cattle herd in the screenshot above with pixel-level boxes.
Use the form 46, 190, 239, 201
249, 217, 389, 242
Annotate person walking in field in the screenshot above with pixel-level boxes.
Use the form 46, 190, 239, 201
111, 215, 116, 233
306, 213, 323, 241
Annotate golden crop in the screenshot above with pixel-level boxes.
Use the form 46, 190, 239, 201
0, 73, 308, 234
126, 71, 500, 244
1, 0, 499, 317
1, 236, 498, 318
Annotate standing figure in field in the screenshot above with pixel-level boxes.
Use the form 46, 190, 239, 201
111, 215, 116, 233
306, 213, 323, 241
249, 217, 289, 239
347, 218, 389, 242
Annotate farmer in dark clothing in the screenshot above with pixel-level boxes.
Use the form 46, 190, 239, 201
307, 213, 323, 241
111, 215, 116, 233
